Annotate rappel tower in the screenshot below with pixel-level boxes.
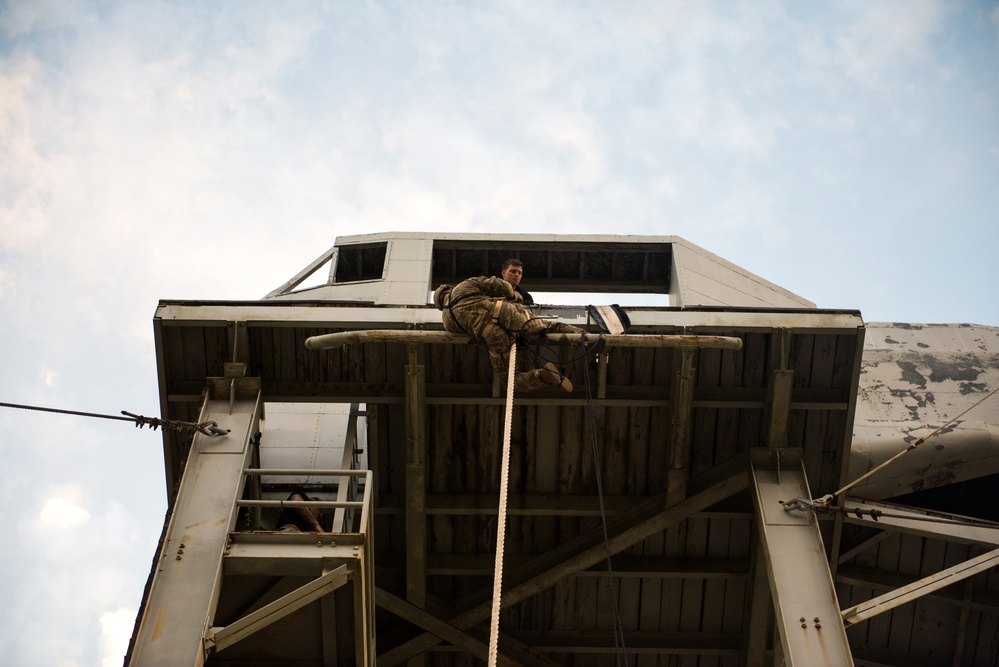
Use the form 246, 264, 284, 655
126, 232, 999, 666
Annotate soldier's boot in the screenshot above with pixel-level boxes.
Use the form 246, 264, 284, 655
513, 364, 572, 393
540, 362, 573, 392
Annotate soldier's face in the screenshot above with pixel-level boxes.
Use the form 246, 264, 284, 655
501, 265, 523, 287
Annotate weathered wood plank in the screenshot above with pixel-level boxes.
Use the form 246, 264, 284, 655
181, 325, 208, 382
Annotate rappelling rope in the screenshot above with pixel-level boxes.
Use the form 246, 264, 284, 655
487, 340, 517, 667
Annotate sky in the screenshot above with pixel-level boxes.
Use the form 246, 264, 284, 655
0, 1, 997, 665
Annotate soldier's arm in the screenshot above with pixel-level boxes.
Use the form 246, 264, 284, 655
473, 276, 517, 300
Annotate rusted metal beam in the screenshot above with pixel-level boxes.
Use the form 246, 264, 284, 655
751, 464, 854, 666
305, 330, 744, 351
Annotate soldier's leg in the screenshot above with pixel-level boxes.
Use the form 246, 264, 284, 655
491, 305, 576, 393
521, 319, 586, 336
482, 326, 515, 382
547, 321, 586, 334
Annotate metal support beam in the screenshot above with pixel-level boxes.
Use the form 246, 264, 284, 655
206, 564, 351, 653
751, 464, 854, 666
841, 499, 999, 547
841, 546, 999, 627
354, 549, 376, 667
333, 403, 363, 531
127, 382, 263, 667
835, 564, 999, 612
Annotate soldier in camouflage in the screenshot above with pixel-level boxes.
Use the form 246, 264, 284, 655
434, 276, 584, 393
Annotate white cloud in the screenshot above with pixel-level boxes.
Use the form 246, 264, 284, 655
0, 57, 55, 250
38, 495, 90, 527
833, 0, 947, 88
12, 492, 148, 666
100, 606, 136, 667
524, 106, 607, 187
0, 0, 91, 38
655, 174, 679, 201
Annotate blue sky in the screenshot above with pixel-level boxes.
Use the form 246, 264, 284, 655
1, 1, 998, 665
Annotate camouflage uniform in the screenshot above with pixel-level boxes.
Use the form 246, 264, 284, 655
437, 276, 584, 392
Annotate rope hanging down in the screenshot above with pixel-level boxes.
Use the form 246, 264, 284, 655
581, 341, 630, 665
0, 401, 229, 436
487, 341, 517, 667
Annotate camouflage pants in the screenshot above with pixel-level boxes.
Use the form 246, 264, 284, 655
480, 304, 585, 391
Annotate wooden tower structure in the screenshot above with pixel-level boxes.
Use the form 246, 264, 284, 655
125, 232, 999, 666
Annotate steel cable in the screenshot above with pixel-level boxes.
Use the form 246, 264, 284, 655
0, 401, 229, 436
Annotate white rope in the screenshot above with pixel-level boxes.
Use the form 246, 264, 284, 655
487, 342, 517, 667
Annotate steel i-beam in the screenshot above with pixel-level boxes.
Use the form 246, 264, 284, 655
751, 462, 854, 666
